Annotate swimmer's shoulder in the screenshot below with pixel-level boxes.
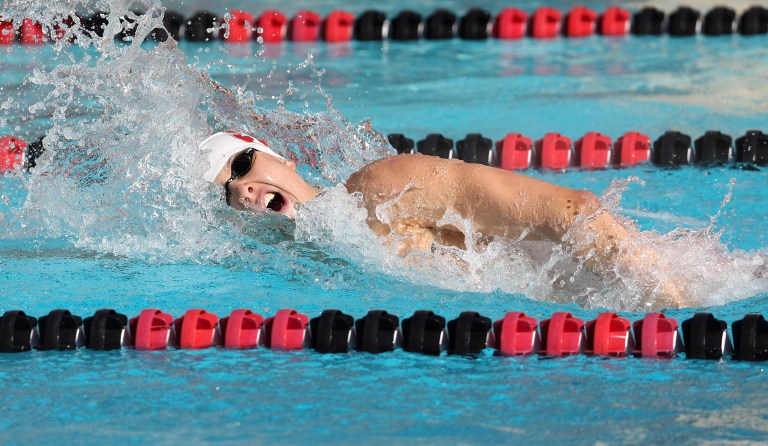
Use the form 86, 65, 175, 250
351, 153, 464, 178
347, 153, 462, 193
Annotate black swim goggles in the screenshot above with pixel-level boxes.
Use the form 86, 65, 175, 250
224, 148, 257, 205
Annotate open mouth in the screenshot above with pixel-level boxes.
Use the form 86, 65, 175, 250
264, 192, 286, 213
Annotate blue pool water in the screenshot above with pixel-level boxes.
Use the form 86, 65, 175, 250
1, 0, 768, 443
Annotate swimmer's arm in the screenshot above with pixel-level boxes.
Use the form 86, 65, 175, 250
458, 163, 634, 261
459, 164, 688, 308
347, 155, 594, 243
456, 163, 598, 241
351, 154, 633, 251
348, 155, 687, 307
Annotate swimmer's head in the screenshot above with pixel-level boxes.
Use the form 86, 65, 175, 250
201, 131, 318, 218
202, 131, 285, 183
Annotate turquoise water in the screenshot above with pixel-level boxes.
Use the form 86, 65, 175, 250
1, 1, 768, 444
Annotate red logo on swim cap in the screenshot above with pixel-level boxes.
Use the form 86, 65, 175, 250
226, 131, 269, 147
226, 131, 255, 143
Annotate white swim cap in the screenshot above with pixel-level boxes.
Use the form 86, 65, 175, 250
201, 131, 285, 182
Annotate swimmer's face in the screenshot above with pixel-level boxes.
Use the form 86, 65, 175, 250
214, 149, 316, 218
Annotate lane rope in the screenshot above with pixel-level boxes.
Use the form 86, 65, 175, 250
388, 130, 768, 170
1, 308, 766, 360
1, 6, 766, 45
4, 129, 766, 175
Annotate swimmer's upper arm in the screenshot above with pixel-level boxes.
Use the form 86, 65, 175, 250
455, 163, 596, 240
345, 155, 409, 234
346, 154, 425, 199
346, 154, 465, 236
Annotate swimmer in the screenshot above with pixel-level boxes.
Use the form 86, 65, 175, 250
202, 131, 690, 309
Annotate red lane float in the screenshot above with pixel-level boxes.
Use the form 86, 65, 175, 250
324, 10, 354, 42
290, 10, 321, 42
129, 309, 174, 351
599, 6, 631, 36
493, 8, 528, 39
535, 132, 572, 169
530, 7, 562, 38
496, 133, 532, 170
613, 131, 651, 167
20, 18, 44, 44
173, 309, 219, 349
632, 313, 680, 358
220, 309, 264, 349
256, 10, 287, 43
221, 10, 254, 42
490, 312, 539, 356
0, 18, 15, 44
565, 6, 597, 37
540, 312, 585, 356
0, 136, 26, 173
585, 312, 632, 356
263, 309, 309, 350
575, 132, 612, 168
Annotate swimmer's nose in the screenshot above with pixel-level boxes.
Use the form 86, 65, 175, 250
228, 182, 259, 208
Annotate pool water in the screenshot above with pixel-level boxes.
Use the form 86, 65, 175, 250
1, 0, 768, 444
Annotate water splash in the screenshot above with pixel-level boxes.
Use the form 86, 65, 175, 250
0, 1, 766, 311
0, 1, 388, 269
